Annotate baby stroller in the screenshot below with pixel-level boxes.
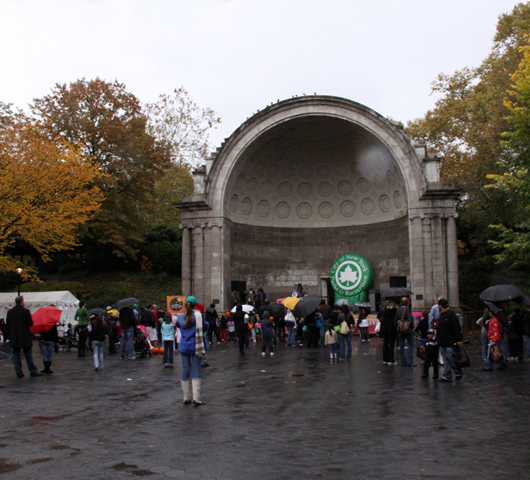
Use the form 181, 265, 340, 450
134, 325, 152, 358
0, 341, 13, 361
60, 329, 79, 352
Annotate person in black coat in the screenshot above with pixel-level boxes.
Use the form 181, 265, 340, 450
437, 298, 464, 382
380, 300, 397, 364
40, 323, 59, 374
6, 296, 42, 378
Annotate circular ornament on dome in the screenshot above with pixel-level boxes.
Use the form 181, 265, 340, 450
247, 177, 257, 191
260, 180, 273, 195
318, 182, 333, 197
276, 202, 290, 219
266, 163, 279, 177
361, 198, 375, 215
254, 161, 265, 174
357, 178, 371, 192
335, 164, 349, 176
297, 183, 313, 197
296, 203, 312, 219
230, 194, 239, 213
379, 194, 391, 212
278, 182, 292, 196
299, 165, 313, 179
318, 202, 334, 218
374, 174, 385, 189
387, 170, 397, 185
317, 165, 331, 178
394, 190, 403, 208
257, 200, 270, 217
242, 198, 252, 215
282, 165, 296, 177
340, 200, 356, 217
338, 181, 353, 195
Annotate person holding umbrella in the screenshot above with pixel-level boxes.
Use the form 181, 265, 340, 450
39, 321, 59, 374
5, 296, 42, 378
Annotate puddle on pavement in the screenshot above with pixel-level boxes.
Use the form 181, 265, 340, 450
112, 462, 154, 476
0, 458, 19, 474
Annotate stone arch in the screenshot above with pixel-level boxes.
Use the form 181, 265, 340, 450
178, 96, 459, 311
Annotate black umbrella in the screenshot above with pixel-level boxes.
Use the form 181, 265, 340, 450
483, 301, 502, 315
383, 287, 413, 298
479, 285, 525, 303
89, 308, 106, 316
267, 302, 285, 317
115, 297, 139, 310
293, 295, 321, 318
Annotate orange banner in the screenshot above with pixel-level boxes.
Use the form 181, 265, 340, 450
167, 296, 186, 314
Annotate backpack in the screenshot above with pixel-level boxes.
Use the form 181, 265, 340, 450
397, 308, 411, 335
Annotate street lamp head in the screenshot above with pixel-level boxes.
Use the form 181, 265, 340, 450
15, 267, 23, 275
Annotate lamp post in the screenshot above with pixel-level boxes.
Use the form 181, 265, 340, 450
15, 267, 23, 296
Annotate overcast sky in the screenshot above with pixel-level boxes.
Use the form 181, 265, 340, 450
0, 0, 523, 150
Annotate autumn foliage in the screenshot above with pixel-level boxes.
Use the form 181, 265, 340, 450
0, 117, 103, 276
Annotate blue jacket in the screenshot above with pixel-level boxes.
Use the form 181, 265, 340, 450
161, 322, 175, 342
176, 312, 209, 356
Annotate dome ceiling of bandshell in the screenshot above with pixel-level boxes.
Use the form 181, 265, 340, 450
224, 117, 408, 228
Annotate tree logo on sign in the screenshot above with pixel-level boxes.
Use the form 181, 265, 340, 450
330, 254, 373, 297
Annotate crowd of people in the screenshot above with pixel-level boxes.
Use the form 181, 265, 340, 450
3, 288, 528, 404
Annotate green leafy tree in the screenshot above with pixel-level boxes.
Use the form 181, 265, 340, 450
31, 78, 172, 261
406, 3, 530, 300
488, 41, 530, 268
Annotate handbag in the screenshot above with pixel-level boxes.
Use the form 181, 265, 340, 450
489, 343, 503, 362
374, 320, 381, 334
340, 321, 350, 335
397, 308, 411, 335
455, 345, 471, 368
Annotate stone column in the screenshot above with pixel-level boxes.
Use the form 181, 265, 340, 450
409, 215, 426, 309
181, 226, 191, 295
431, 214, 447, 303
422, 216, 434, 307
209, 224, 223, 308
192, 226, 204, 303
446, 214, 459, 307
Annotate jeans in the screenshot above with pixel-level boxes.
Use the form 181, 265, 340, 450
12, 347, 38, 377
481, 328, 489, 360
328, 344, 337, 355
108, 336, 118, 354
439, 346, 463, 379
181, 353, 202, 380
320, 321, 329, 344
398, 332, 415, 365
339, 331, 352, 359
286, 322, 296, 345
163, 340, 174, 364
484, 338, 508, 369
262, 333, 274, 353
120, 327, 135, 358
40, 340, 55, 363
93, 340, 105, 368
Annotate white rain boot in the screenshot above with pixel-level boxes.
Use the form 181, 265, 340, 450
192, 378, 202, 405
181, 380, 192, 404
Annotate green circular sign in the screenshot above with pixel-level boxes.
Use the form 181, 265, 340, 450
330, 253, 373, 297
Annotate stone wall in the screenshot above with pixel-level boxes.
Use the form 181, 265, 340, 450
229, 216, 410, 299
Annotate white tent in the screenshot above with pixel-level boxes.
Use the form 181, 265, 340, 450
0, 291, 80, 332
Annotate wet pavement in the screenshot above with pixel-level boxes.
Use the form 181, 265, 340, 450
1, 336, 529, 479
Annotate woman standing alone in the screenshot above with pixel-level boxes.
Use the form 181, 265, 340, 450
176, 297, 209, 405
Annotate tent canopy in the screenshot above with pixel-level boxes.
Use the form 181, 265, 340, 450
0, 291, 80, 332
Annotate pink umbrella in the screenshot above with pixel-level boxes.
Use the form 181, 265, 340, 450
30, 306, 62, 334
